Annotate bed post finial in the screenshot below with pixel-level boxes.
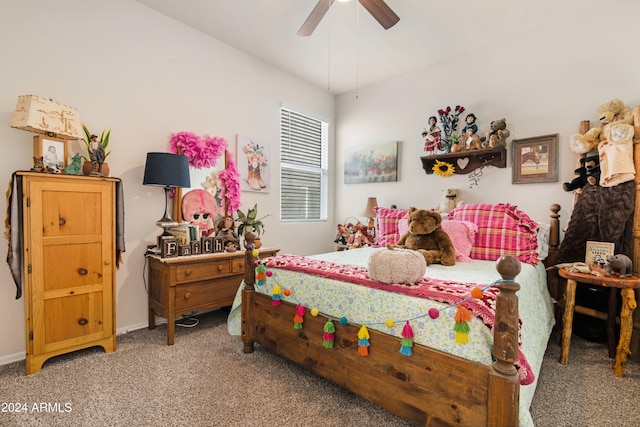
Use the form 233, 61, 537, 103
492, 256, 521, 375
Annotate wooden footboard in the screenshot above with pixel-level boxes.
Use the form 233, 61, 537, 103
240, 234, 522, 426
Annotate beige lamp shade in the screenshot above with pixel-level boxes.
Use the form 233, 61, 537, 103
9, 95, 83, 140
362, 197, 378, 229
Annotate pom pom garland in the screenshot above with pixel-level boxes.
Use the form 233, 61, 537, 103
254, 271, 512, 356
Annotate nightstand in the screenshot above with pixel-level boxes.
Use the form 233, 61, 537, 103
558, 268, 640, 377
147, 248, 279, 345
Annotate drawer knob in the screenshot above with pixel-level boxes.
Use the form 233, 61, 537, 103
185, 269, 192, 276
238, 263, 244, 269
217, 265, 223, 271
78, 318, 88, 326
184, 292, 192, 300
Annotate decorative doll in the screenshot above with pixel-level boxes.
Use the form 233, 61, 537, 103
216, 215, 240, 251
421, 116, 442, 154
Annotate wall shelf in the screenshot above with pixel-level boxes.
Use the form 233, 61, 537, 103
421, 146, 507, 175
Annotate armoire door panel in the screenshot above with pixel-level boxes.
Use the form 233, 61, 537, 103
40, 189, 103, 237
42, 242, 104, 290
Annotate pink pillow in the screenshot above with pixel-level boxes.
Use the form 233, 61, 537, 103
397, 218, 477, 262
448, 203, 540, 265
373, 206, 408, 247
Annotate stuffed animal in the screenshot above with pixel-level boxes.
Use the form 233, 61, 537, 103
484, 118, 510, 148
569, 98, 634, 155
368, 246, 426, 284
599, 122, 635, 187
435, 188, 464, 213
347, 224, 372, 249
562, 151, 600, 192
605, 254, 633, 278
389, 207, 456, 266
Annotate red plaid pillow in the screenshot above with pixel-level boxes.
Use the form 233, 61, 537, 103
448, 203, 540, 264
373, 206, 408, 246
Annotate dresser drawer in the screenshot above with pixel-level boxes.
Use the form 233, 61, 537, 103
175, 259, 230, 282
174, 277, 243, 311
231, 257, 246, 273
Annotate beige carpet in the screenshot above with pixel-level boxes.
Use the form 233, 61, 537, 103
0, 310, 638, 427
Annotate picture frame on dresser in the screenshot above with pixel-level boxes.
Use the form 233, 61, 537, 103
512, 133, 559, 184
33, 135, 67, 172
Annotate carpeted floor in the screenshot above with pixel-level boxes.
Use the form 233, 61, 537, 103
0, 310, 638, 427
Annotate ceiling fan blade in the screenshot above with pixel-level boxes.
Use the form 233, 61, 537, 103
297, 0, 335, 36
358, 0, 400, 29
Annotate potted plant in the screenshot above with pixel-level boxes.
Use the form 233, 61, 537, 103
235, 203, 270, 248
81, 123, 111, 176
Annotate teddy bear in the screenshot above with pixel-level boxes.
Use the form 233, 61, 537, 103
434, 188, 464, 213
599, 122, 635, 187
388, 207, 456, 266
562, 151, 600, 192
569, 98, 634, 155
483, 118, 510, 148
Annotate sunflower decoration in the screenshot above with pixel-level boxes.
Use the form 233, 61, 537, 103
432, 160, 455, 177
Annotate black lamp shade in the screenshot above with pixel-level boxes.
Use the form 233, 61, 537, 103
143, 152, 191, 188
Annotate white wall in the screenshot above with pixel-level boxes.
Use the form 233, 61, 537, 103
335, 2, 640, 231
0, 1, 335, 364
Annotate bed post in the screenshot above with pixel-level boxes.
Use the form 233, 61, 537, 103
241, 232, 257, 354
487, 255, 521, 427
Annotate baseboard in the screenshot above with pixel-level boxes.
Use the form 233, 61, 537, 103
0, 351, 26, 366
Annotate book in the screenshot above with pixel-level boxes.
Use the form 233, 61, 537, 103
585, 241, 615, 274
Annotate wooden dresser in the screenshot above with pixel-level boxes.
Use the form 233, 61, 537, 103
17, 172, 118, 374
147, 247, 279, 345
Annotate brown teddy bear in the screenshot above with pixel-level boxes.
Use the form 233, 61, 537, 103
569, 98, 634, 154
484, 118, 510, 148
388, 207, 456, 266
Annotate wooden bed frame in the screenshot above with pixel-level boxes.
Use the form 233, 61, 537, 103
240, 206, 561, 427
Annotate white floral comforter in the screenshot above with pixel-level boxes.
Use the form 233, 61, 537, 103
227, 247, 555, 427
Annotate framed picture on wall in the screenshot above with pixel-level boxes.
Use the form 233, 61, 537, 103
237, 135, 271, 193
33, 135, 67, 172
512, 133, 558, 184
344, 141, 399, 184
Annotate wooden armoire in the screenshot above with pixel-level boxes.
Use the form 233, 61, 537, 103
16, 172, 118, 374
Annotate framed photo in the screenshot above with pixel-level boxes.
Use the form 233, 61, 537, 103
344, 141, 399, 184
585, 241, 615, 275
33, 135, 67, 173
512, 134, 558, 184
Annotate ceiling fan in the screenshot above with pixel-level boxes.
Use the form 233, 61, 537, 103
297, 0, 400, 36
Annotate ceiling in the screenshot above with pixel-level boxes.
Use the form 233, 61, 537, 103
135, 0, 557, 95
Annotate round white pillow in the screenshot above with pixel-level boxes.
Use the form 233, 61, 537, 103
368, 247, 426, 284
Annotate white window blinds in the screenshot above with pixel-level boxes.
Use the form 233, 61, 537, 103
280, 108, 328, 221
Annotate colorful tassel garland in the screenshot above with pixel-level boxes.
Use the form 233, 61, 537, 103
399, 321, 414, 356
256, 264, 267, 286
454, 305, 473, 344
271, 284, 281, 306
323, 320, 335, 348
293, 304, 305, 329
357, 325, 370, 357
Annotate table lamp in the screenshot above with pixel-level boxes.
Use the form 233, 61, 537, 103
9, 95, 83, 139
362, 197, 378, 228
143, 152, 191, 237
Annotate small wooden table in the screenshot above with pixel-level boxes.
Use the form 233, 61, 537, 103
558, 268, 640, 377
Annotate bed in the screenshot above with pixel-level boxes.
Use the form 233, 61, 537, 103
228, 202, 561, 426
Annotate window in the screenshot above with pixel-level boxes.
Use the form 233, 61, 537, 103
280, 108, 328, 221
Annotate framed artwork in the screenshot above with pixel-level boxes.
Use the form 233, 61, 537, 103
237, 135, 270, 193
174, 151, 228, 236
512, 134, 558, 184
344, 141, 399, 184
34, 135, 67, 172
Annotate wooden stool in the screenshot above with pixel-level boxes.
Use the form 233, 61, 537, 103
558, 268, 640, 377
